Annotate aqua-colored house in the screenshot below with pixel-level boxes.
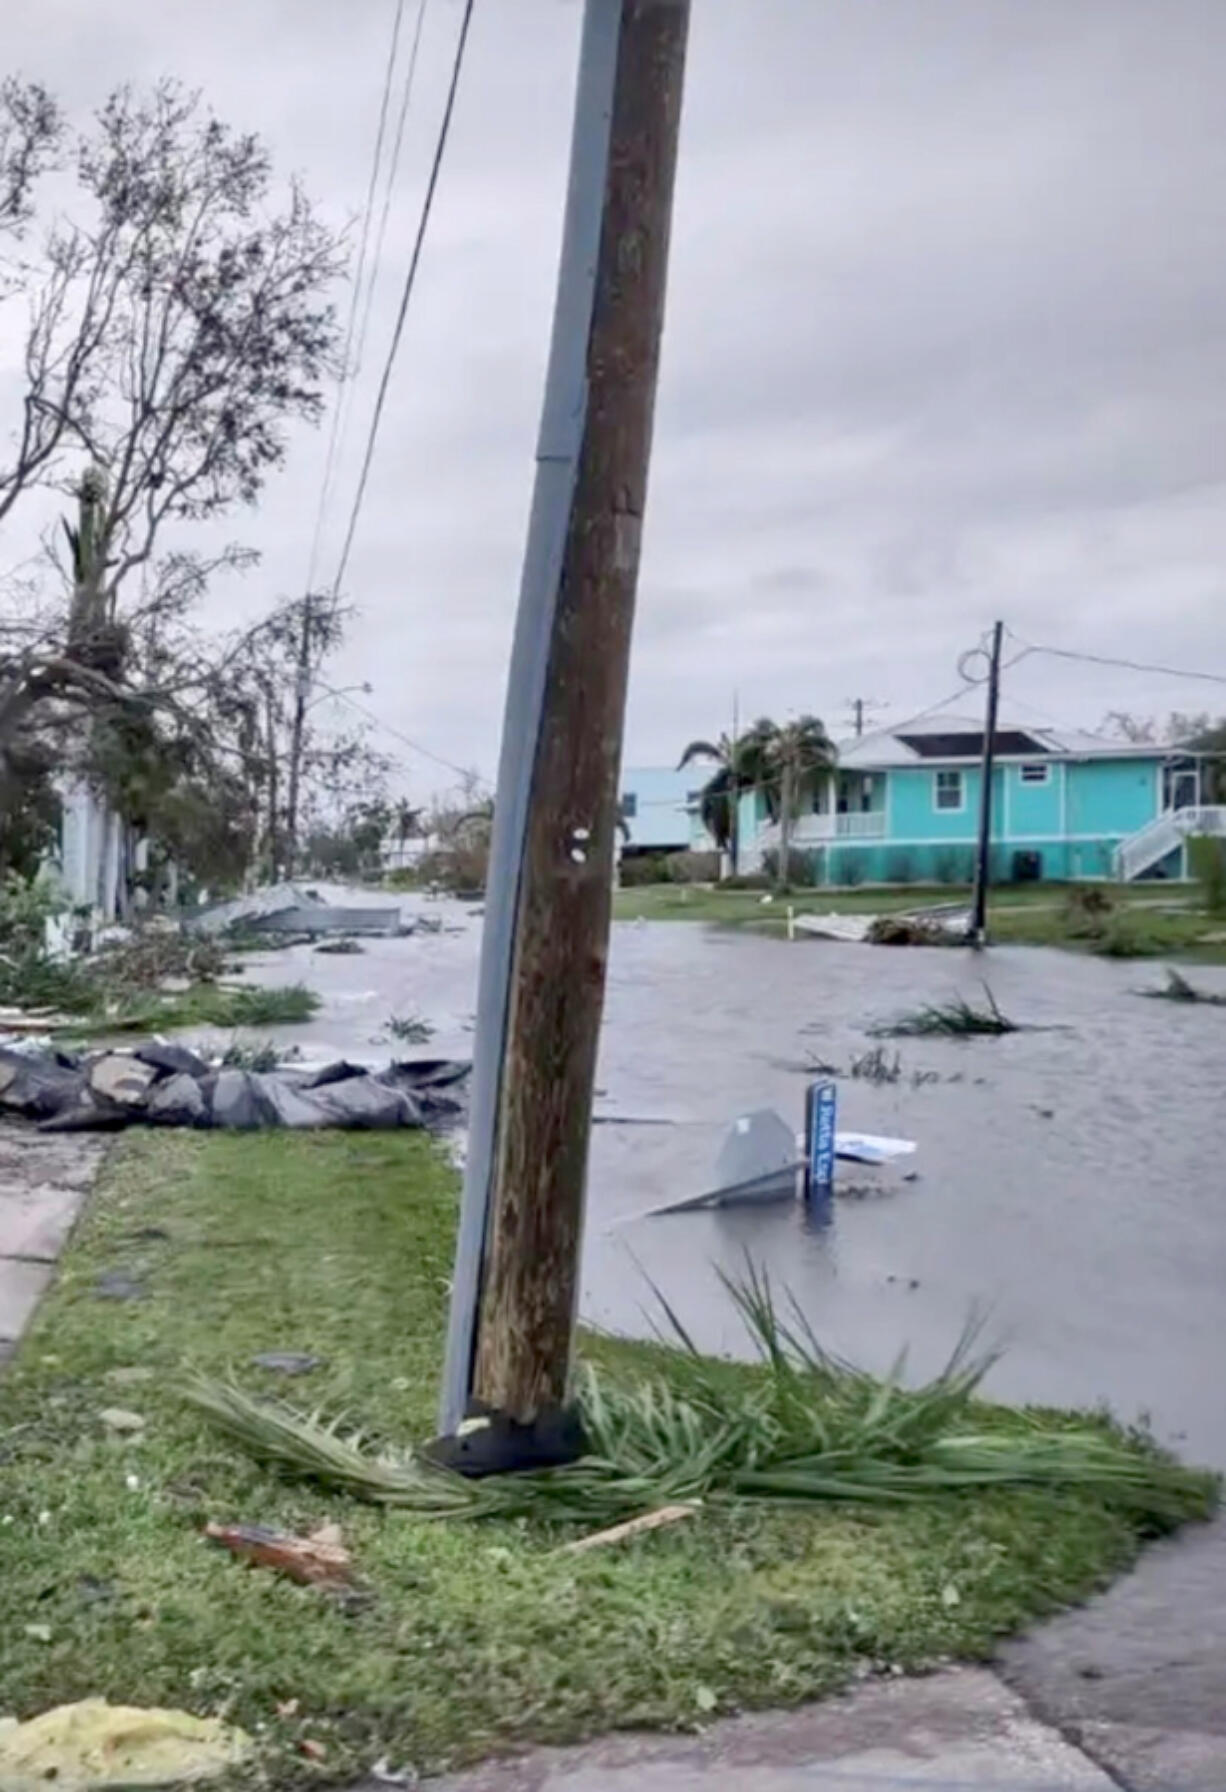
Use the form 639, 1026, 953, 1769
738, 714, 1223, 885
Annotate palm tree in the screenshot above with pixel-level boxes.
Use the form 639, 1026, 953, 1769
678, 720, 775, 873
764, 715, 837, 890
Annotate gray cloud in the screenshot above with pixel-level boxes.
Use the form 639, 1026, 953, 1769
4, 0, 1226, 791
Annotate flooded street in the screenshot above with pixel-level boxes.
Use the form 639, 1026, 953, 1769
232, 897, 1226, 1469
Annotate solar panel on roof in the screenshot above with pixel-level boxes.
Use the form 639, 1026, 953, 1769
894, 730, 1047, 758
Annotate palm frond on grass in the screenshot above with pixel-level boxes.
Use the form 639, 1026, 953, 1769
871, 985, 1018, 1038
184, 1266, 1216, 1530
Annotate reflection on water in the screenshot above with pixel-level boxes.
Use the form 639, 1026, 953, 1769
224, 894, 1226, 1468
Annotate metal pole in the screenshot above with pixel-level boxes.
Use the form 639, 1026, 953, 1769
969, 620, 1004, 945
438, 0, 622, 1437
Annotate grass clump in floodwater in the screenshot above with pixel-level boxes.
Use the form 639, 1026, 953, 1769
2, 1132, 1215, 1786
386, 1010, 435, 1046
872, 986, 1018, 1039
1141, 968, 1226, 1006
848, 1044, 904, 1083
219, 1036, 283, 1072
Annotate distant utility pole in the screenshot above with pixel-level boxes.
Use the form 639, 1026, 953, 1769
728, 690, 740, 875
969, 621, 1004, 946
284, 593, 316, 880
438, 0, 691, 1457
845, 697, 885, 739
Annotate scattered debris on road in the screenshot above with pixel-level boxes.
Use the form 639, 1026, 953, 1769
190, 883, 403, 940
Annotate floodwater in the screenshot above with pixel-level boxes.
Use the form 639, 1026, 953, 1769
226, 894, 1226, 1470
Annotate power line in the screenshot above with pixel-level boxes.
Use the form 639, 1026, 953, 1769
321, 682, 489, 785
304, 0, 411, 598
1007, 635, 1226, 689
330, 0, 477, 600
351, 0, 431, 387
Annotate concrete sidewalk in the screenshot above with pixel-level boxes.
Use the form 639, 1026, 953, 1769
409, 1671, 1120, 1790
3, 1124, 1224, 1792
0, 1124, 105, 1363
393, 1620, 1226, 1792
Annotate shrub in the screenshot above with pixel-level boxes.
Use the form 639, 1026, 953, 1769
933, 846, 975, 886
837, 851, 866, 888
761, 848, 823, 889
663, 850, 721, 884
0, 874, 93, 1011
1062, 885, 1115, 940
1092, 913, 1153, 959
883, 849, 916, 885
618, 852, 673, 888
1189, 835, 1226, 916
415, 834, 490, 895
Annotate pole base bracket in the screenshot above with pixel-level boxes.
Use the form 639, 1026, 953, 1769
422, 1401, 585, 1478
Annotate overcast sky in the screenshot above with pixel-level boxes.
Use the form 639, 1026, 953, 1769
5, 0, 1226, 797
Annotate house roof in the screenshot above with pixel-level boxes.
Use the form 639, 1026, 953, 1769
837, 712, 1198, 771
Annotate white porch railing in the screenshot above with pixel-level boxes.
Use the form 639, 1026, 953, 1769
1114, 805, 1226, 881
757, 811, 887, 851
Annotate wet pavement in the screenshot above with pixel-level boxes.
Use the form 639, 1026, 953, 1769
224, 893, 1226, 1471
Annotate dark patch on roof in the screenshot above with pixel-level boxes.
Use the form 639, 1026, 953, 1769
895, 729, 1048, 759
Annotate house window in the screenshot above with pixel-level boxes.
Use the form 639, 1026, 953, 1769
1019, 764, 1050, 785
934, 770, 964, 812
620, 792, 637, 819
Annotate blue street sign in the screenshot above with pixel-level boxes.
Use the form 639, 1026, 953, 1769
805, 1079, 837, 1214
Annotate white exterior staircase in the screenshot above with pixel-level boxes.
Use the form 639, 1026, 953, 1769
1114, 805, 1226, 882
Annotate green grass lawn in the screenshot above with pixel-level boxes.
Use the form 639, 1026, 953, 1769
0, 1133, 1213, 1786
614, 882, 1226, 960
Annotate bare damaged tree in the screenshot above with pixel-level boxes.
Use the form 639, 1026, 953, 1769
0, 78, 346, 838
1, 79, 344, 580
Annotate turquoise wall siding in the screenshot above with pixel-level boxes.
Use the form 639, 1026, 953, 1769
887, 766, 1003, 841
1005, 765, 1062, 836
1065, 759, 1159, 839
885, 759, 1160, 848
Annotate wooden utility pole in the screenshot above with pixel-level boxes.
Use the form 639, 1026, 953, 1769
473, 0, 690, 1425
438, 0, 691, 1453
969, 620, 1004, 945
